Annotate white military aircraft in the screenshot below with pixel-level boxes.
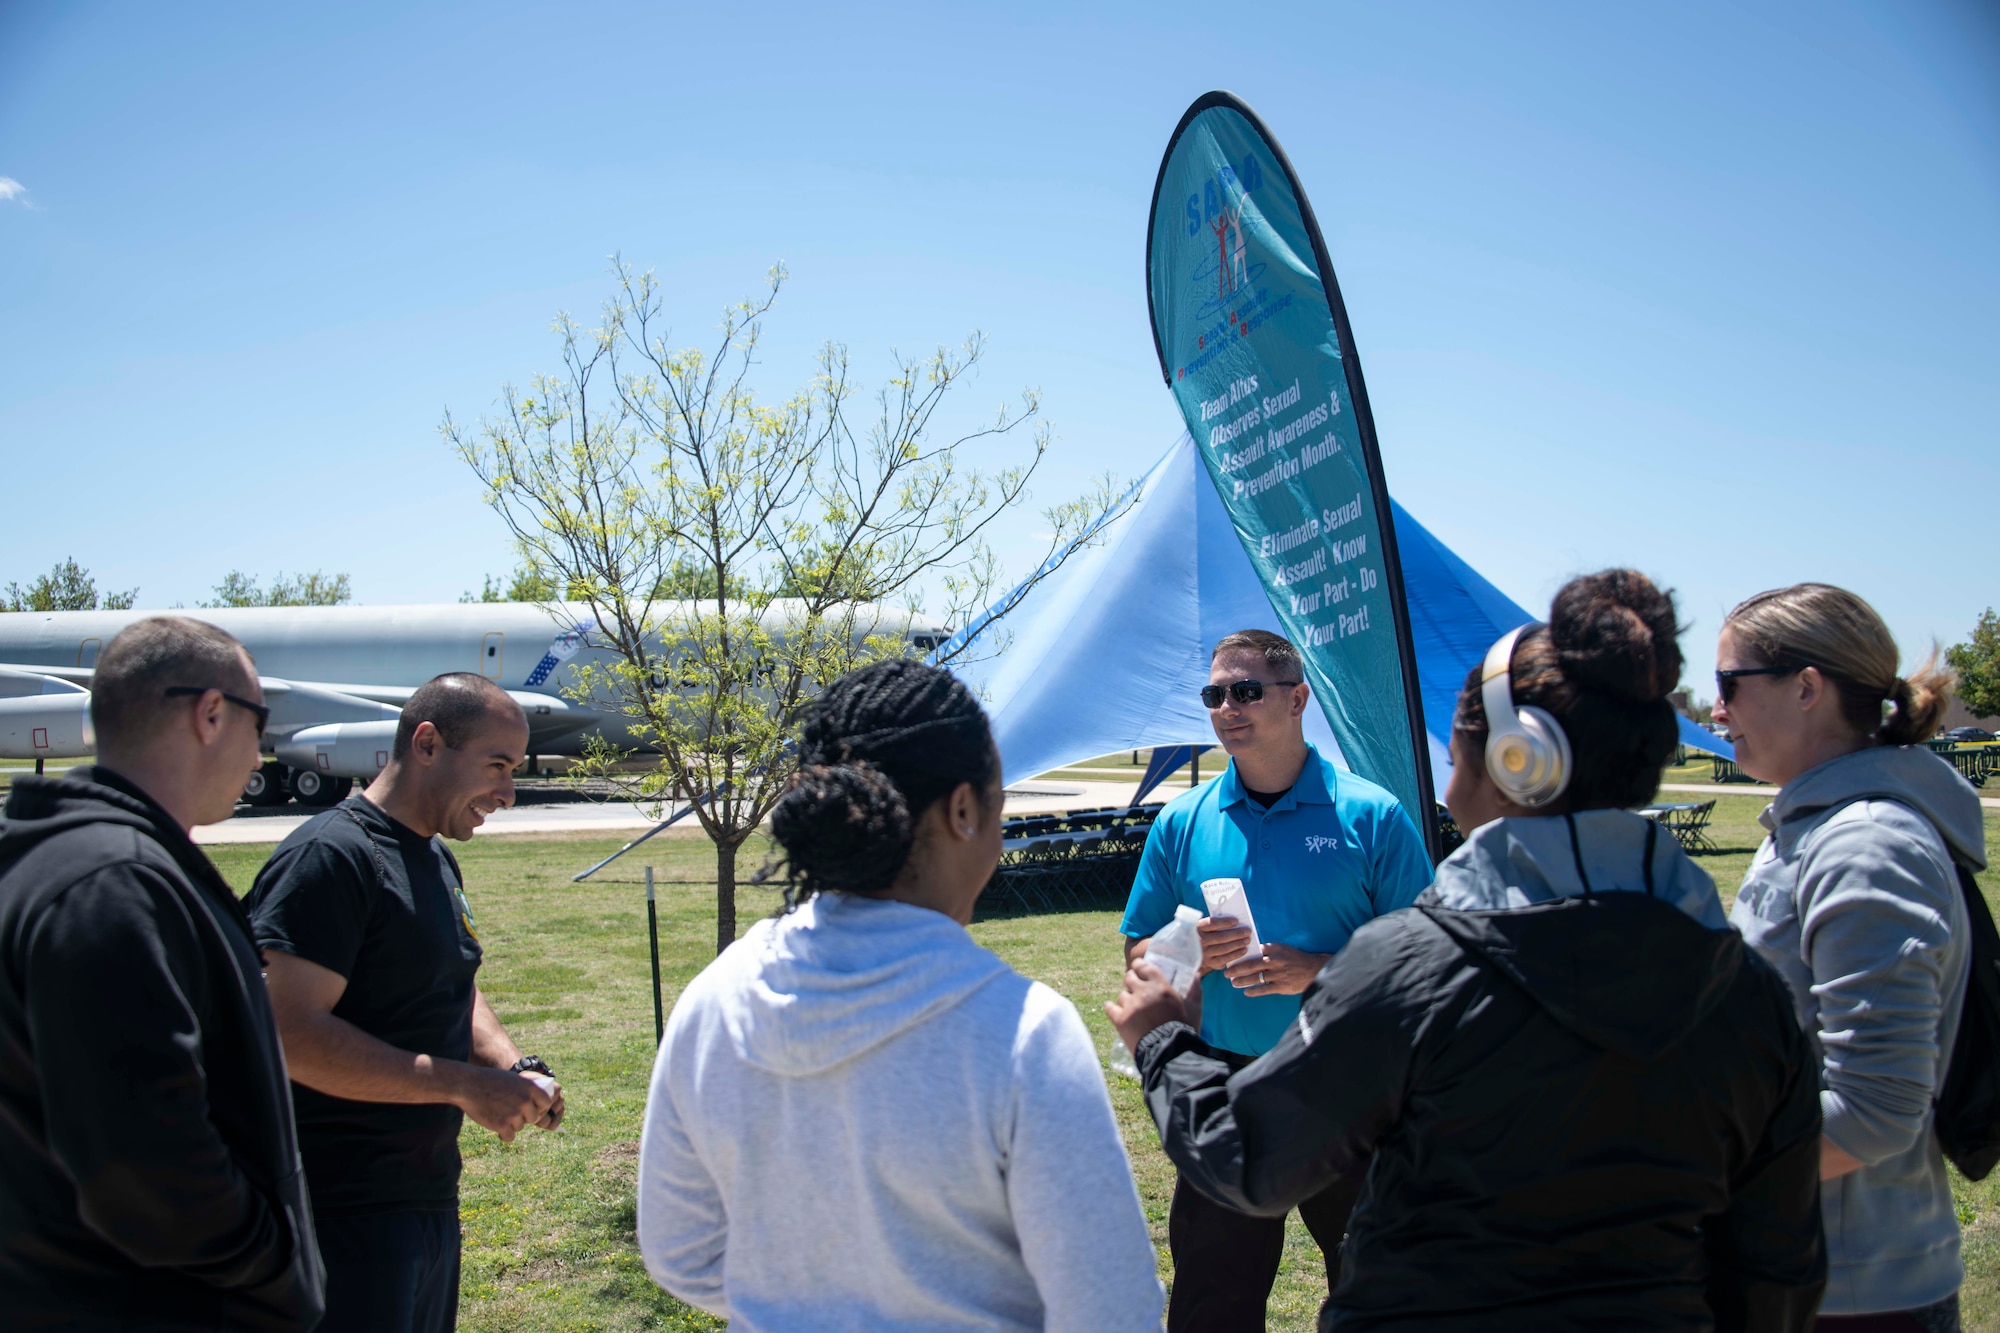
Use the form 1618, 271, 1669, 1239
0, 602, 946, 806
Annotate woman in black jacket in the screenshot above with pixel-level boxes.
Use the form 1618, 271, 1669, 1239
1109, 570, 1827, 1332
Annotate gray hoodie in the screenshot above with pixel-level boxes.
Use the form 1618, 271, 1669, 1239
1424, 806, 1729, 928
1728, 745, 1986, 1315
635, 893, 1164, 1333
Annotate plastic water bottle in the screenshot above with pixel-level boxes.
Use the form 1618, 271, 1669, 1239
1146, 904, 1206, 994
1108, 905, 1205, 1078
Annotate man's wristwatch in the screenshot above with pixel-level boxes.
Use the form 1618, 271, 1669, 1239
510, 1055, 554, 1078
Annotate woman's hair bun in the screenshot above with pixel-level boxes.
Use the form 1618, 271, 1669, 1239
1548, 569, 1683, 704
767, 761, 913, 899
1451, 567, 1684, 812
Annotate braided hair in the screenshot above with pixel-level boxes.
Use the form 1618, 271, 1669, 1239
761, 658, 999, 909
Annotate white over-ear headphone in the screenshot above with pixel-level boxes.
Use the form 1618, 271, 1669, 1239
1481, 624, 1572, 808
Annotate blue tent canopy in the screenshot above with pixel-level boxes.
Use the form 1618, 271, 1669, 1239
951, 433, 1727, 805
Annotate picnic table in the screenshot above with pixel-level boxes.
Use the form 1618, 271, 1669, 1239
1710, 756, 1750, 784
1638, 799, 1719, 855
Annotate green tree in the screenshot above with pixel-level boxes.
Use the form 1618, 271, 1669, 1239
1, 557, 137, 611
1946, 608, 2000, 719
204, 571, 352, 607
450, 260, 1127, 951
461, 574, 506, 604
460, 564, 563, 603
651, 559, 751, 603
511, 566, 561, 602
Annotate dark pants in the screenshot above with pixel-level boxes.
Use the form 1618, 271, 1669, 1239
1815, 1294, 1961, 1333
314, 1209, 461, 1333
1165, 1166, 1361, 1333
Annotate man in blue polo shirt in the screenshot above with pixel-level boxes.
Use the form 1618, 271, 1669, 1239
1121, 628, 1432, 1332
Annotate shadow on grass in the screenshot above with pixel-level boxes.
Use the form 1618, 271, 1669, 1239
972, 894, 1131, 924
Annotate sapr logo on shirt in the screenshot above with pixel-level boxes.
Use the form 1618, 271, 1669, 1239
1304, 836, 1340, 854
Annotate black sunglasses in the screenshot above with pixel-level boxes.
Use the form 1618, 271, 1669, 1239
1715, 663, 1807, 704
1201, 679, 1301, 709
164, 686, 270, 737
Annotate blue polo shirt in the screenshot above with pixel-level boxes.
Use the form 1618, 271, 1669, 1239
1120, 744, 1433, 1056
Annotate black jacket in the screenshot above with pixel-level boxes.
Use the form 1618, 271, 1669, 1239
0, 768, 324, 1330
1137, 891, 1827, 1332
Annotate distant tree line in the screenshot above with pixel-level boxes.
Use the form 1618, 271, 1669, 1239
1, 559, 352, 612
1, 558, 137, 612
202, 571, 352, 608
460, 565, 559, 603
460, 559, 813, 604
12, 551, 2000, 726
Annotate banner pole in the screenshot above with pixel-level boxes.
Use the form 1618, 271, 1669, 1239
1144, 90, 1441, 863
646, 865, 663, 1046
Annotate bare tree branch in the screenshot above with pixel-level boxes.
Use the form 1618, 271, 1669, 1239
447, 261, 1127, 952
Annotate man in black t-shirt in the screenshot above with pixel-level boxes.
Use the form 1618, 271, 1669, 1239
247, 672, 563, 1333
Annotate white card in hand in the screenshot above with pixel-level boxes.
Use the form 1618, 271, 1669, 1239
1199, 877, 1264, 985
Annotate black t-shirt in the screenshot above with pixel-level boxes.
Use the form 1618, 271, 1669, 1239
1244, 783, 1294, 810
243, 796, 482, 1217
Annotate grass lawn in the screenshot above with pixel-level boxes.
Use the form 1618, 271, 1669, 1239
204, 777, 2000, 1331
0, 760, 87, 793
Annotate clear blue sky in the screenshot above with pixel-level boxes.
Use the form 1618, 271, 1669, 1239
3, 1, 1995, 695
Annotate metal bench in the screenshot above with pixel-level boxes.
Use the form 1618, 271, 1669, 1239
1638, 799, 1719, 854
981, 803, 1165, 915
1435, 806, 1466, 859
1935, 745, 1989, 788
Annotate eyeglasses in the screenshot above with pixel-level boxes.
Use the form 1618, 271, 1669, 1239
1715, 664, 1807, 704
164, 686, 270, 737
1200, 679, 1301, 709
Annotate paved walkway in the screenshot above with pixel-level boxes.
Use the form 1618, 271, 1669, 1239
1659, 781, 2000, 811
1658, 782, 1780, 800
1004, 779, 1145, 813
191, 778, 1148, 846
1055, 764, 1203, 783
193, 799, 670, 845
148, 773, 2000, 847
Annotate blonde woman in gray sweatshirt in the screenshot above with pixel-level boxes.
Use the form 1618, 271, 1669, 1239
1717, 583, 1984, 1331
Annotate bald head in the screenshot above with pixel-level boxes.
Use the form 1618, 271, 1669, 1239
377, 672, 529, 840
393, 673, 524, 760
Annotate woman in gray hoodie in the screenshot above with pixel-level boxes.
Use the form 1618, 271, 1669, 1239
1717, 583, 1984, 1331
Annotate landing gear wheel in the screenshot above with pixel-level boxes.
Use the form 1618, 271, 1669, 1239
292, 768, 341, 806
244, 761, 290, 807
327, 777, 354, 803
